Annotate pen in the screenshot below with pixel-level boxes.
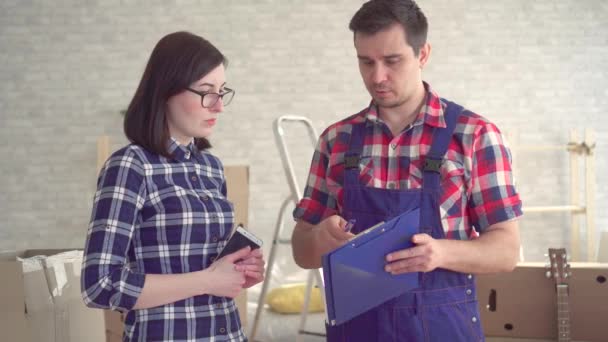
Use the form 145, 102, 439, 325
344, 219, 356, 232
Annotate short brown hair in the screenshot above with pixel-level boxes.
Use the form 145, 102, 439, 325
124, 31, 227, 158
349, 0, 428, 55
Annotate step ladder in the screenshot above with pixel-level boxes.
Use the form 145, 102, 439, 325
249, 116, 326, 341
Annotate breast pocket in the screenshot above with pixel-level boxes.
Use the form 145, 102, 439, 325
439, 159, 467, 226
358, 156, 376, 187
441, 159, 465, 191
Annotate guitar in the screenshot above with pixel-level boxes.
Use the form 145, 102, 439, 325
546, 248, 572, 342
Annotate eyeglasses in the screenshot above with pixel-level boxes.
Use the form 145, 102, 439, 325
186, 87, 235, 108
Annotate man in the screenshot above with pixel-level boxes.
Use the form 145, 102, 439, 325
291, 0, 522, 341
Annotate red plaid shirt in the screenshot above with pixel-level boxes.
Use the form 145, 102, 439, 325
294, 83, 522, 240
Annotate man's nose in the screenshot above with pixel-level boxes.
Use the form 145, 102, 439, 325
371, 64, 388, 84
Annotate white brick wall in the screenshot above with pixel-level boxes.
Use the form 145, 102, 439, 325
1, 0, 606, 262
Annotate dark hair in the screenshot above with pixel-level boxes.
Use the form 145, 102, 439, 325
124, 31, 227, 158
349, 0, 428, 55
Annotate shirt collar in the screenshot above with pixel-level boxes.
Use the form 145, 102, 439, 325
363, 81, 446, 129
167, 137, 196, 161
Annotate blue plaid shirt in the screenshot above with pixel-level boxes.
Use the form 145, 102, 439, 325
81, 140, 246, 341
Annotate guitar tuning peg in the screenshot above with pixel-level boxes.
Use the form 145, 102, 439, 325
544, 263, 551, 269
544, 253, 549, 257
545, 270, 552, 278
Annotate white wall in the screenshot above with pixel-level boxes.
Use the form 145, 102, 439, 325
1, 0, 607, 262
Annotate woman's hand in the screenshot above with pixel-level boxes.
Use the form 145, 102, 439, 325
201, 247, 250, 298
235, 248, 266, 288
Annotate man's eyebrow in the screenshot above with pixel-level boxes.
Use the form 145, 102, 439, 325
384, 54, 402, 59
357, 54, 403, 60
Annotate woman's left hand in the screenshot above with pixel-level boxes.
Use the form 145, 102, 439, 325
235, 248, 265, 288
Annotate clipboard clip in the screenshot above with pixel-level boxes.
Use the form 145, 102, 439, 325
348, 221, 385, 246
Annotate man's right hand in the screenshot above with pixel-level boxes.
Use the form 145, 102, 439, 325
313, 215, 356, 256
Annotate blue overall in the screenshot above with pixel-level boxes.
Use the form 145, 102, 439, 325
325, 101, 485, 342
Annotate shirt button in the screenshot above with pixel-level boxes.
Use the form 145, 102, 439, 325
191, 175, 197, 182
185, 151, 191, 159
202, 195, 210, 201
387, 182, 396, 189
472, 316, 477, 323
219, 327, 226, 333
466, 289, 472, 295
390, 143, 397, 150
210, 256, 216, 262
212, 236, 218, 242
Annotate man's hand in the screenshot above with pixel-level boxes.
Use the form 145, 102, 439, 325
292, 215, 356, 269
384, 233, 445, 274
313, 215, 356, 256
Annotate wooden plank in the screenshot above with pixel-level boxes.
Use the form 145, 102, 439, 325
569, 129, 581, 261
584, 129, 596, 261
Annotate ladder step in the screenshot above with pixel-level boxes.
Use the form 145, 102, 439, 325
298, 330, 327, 337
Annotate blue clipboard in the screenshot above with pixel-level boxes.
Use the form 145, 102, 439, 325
322, 208, 420, 326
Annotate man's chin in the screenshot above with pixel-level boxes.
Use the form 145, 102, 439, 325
373, 98, 403, 109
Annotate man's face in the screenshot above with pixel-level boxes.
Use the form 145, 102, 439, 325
354, 23, 427, 111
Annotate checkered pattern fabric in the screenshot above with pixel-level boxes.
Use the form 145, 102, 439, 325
81, 140, 246, 341
294, 83, 522, 239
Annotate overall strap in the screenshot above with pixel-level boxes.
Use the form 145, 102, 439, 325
422, 99, 463, 192
344, 122, 366, 186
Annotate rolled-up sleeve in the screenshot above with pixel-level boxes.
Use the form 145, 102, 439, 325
467, 123, 523, 232
81, 149, 147, 312
293, 129, 339, 225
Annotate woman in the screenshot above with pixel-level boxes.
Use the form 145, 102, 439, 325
81, 31, 265, 341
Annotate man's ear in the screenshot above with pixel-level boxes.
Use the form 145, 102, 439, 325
418, 43, 431, 69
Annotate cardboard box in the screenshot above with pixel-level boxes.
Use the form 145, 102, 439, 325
104, 309, 124, 342
0, 249, 106, 342
599, 231, 608, 262
104, 165, 251, 339
224, 165, 250, 327
477, 262, 608, 341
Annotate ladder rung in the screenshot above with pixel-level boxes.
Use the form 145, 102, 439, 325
298, 330, 326, 337
275, 238, 292, 244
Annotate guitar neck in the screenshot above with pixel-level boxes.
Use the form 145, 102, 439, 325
557, 284, 571, 342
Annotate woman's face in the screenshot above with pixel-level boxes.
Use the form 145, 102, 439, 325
166, 64, 226, 145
